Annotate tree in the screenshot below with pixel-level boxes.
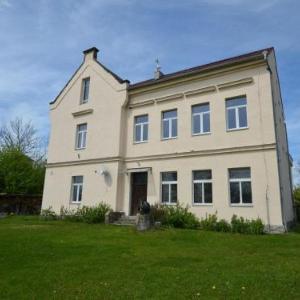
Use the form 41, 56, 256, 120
0, 148, 45, 195
0, 117, 44, 159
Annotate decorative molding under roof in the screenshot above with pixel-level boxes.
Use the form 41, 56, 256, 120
129, 99, 155, 109
217, 77, 254, 90
156, 93, 184, 103
72, 108, 94, 117
185, 86, 216, 97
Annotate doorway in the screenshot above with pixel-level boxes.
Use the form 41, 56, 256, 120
130, 172, 148, 216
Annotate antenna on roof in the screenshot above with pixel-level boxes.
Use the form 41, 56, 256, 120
154, 58, 163, 80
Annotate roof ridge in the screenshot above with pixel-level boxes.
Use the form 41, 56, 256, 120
129, 47, 274, 89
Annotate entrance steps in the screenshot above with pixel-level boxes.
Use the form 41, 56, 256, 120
112, 215, 136, 226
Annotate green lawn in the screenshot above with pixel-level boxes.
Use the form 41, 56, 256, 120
0, 217, 299, 299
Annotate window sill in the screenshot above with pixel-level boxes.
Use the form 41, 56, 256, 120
161, 202, 177, 206
71, 202, 81, 205
230, 204, 253, 207
192, 203, 213, 206
133, 140, 148, 145
161, 137, 178, 141
75, 147, 86, 151
192, 132, 211, 137
226, 127, 249, 132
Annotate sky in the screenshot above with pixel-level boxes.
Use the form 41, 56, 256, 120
0, 0, 299, 181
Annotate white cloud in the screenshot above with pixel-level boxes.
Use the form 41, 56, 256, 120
0, 0, 11, 10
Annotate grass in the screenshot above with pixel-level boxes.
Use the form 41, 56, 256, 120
0, 216, 299, 299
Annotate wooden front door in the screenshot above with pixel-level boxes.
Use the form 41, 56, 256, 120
130, 172, 148, 215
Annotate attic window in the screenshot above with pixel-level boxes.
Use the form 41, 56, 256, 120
81, 77, 90, 104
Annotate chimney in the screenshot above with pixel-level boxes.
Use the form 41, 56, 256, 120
83, 47, 99, 62
154, 58, 164, 79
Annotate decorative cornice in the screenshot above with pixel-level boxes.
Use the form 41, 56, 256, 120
46, 156, 121, 168
185, 86, 216, 97
156, 93, 184, 103
217, 77, 254, 90
129, 99, 155, 109
124, 143, 276, 162
46, 143, 276, 168
72, 108, 94, 117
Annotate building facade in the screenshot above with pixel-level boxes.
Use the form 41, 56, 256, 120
42, 47, 295, 232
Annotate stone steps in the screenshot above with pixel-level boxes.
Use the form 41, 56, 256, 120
112, 216, 136, 226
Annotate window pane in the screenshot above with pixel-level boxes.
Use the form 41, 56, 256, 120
242, 182, 252, 203
194, 183, 202, 203
192, 104, 209, 114
83, 78, 90, 101
78, 185, 82, 202
226, 97, 247, 107
77, 132, 83, 148
135, 124, 141, 141
163, 110, 177, 119
135, 115, 148, 124
204, 183, 212, 203
72, 185, 78, 202
227, 108, 236, 129
171, 184, 177, 203
162, 184, 169, 203
143, 124, 148, 141
193, 114, 200, 134
193, 170, 212, 180
163, 119, 169, 138
239, 106, 248, 128
78, 123, 87, 131
203, 113, 210, 133
162, 172, 177, 181
230, 182, 240, 204
82, 132, 86, 148
73, 176, 83, 184
171, 118, 177, 137
229, 168, 251, 179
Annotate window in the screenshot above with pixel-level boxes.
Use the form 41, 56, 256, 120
226, 96, 248, 130
71, 176, 83, 203
229, 168, 252, 205
192, 103, 210, 135
193, 170, 212, 204
161, 172, 177, 204
81, 77, 90, 104
134, 115, 148, 143
162, 110, 177, 139
76, 123, 87, 149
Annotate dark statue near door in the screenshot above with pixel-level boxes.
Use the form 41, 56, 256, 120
139, 200, 150, 215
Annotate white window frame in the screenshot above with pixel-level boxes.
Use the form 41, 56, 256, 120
76, 123, 87, 150
81, 77, 90, 104
192, 171, 213, 205
229, 169, 252, 206
134, 115, 149, 143
226, 98, 248, 131
161, 172, 177, 205
71, 176, 83, 203
162, 110, 177, 140
192, 104, 211, 135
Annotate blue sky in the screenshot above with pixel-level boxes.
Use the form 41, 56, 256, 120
0, 0, 299, 181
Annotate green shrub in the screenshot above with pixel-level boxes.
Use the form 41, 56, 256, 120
215, 219, 231, 232
60, 203, 112, 224
199, 213, 218, 231
151, 204, 199, 229
40, 207, 57, 220
149, 204, 168, 224
231, 215, 264, 234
